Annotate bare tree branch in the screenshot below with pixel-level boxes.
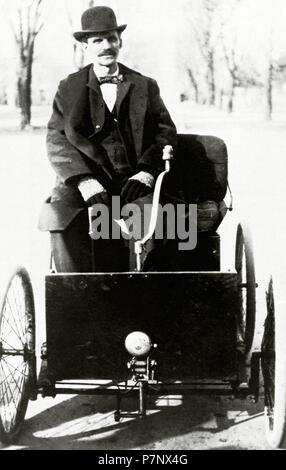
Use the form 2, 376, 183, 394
9, 19, 20, 44
6, 0, 47, 128
65, 0, 74, 29
32, 0, 44, 34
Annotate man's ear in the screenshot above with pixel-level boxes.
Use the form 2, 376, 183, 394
81, 41, 88, 52
119, 38, 123, 49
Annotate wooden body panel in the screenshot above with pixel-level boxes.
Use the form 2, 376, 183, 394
45, 272, 239, 381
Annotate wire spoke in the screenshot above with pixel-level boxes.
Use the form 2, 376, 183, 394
0, 362, 19, 410
2, 303, 24, 347
0, 336, 23, 352
0, 272, 33, 435
2, 277, 25, 341
0, 358, 26, 386
10, 291, 25, 340
0, 363, 12, 420
0, 362, 15, 427
1, 357, 27, 381
1, 358, 26, 396
5, 295, 25, 345
2, 359, 28, 386
0, 359, 28, 431
0, 308, 21, 345
0, 361, 22, 430
11, 277, 26, 337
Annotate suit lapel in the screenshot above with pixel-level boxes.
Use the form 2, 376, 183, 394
65, 65, 106, 162
65, 68, 95, 161
118, 64, 148, 158
86, 67, 105, 136
65, 63, 148, 162
116, 81, 132, 114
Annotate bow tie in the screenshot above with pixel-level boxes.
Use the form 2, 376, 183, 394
99, 75, 124, 85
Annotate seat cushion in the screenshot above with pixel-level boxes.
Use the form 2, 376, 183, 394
197, 200, 227, 232
176, 134, 228, 203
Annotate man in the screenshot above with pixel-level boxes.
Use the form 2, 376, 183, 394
39, 5, 177, 272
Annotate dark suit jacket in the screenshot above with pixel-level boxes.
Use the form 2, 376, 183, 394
39, 63, 177, 231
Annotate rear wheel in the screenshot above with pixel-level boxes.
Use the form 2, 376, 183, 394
0, 267, 36, 444
261, 277, 286, 448
235, 223, 256, 354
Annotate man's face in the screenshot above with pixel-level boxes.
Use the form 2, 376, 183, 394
85, 30, 121, 67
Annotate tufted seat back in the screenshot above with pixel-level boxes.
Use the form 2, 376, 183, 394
175, 134, 228, 203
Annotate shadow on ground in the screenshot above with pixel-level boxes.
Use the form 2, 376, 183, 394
2, 393, 265, 450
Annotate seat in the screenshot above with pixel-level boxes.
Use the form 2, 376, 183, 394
166, 134, 228, 233
150, 134, 229, 272
176, 134, 228, 202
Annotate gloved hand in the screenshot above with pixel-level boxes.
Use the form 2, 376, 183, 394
78, 177, 109, 207
121, 171, 155, 204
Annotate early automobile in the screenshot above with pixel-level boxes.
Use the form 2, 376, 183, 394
0, 134, 283, 448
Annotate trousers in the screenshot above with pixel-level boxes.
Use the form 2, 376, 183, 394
51, 210, 130, 273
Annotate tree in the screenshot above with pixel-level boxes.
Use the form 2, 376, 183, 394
235, 0, 286, 120
181, 0, 221, 106
222, 46, 239, 113
186, 68, 200, 104
9, 0, 45, 129
192, 0, 220, 106
218, 0, 242, 113
264, 39, 281, 120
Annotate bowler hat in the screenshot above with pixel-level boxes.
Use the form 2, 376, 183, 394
74, 6, 127, 41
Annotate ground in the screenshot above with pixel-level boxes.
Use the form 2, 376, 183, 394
0, 103, 286, 450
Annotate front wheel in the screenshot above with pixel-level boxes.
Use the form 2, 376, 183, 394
261, 277, 286, 449
0, 267, 36, 444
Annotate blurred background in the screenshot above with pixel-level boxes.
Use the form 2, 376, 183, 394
1, 0, 286, 125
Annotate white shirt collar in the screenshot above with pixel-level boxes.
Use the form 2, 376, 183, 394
93, 64, 119, 79
93, 65, 119, 112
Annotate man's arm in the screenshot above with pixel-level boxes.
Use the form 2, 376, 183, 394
46, 82, 93, 185
47, 82, 109, 205
120, 78, 177, 203
137, 78, 177, 176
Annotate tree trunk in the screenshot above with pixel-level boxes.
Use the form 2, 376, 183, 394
187, 68, 200, 103
219, 89, 224, 110
17, 43, 35, 129
266, 62, 273, 120
207, 50, 216, 106
228, 78, 235, 113
73, 42, 85, 71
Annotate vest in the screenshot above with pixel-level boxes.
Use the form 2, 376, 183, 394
89, 100, 136, 188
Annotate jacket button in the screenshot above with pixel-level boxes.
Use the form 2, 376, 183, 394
95, 125, 101, 129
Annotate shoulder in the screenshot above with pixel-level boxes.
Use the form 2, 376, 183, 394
58, 64, 91, 89
119, 63, 158, 86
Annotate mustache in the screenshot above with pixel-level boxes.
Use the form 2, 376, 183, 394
99, 50, 116, 57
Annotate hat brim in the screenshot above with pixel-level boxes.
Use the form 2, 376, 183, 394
73, 24, 127, 41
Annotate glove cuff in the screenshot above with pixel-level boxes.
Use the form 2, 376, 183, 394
129, 171, 155, 188
78, 177, 106, 202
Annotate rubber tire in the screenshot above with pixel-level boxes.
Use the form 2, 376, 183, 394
262, 277, 286, 449
0, 267, 36, 445
235, 223, 256, 354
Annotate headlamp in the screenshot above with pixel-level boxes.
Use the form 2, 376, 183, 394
124, 331, 152, 357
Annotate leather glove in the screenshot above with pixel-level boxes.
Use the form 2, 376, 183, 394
121, 171, 155, 204
78, 177, 109, 207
